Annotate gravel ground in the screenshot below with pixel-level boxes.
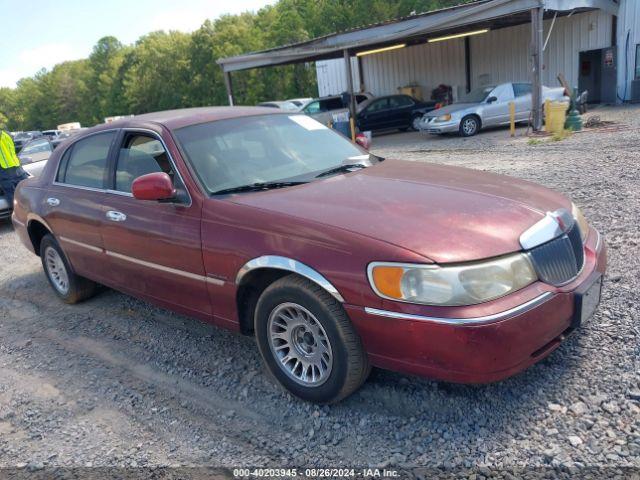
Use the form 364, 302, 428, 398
0, 105, 638, 478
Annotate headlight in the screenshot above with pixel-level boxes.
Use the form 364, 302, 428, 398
571, 203, 589, 242
368, 253, 537, 306
435, 114, 452, 122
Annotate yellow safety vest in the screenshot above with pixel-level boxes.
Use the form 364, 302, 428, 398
0, 131, 20, 169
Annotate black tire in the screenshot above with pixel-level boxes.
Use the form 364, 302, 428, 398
254, 274, 369, 404
40, 234, 97, 304
410, 114, 423, 131
459, 115, 480, 137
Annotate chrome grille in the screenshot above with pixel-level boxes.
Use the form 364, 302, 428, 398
529, 223, 584, 286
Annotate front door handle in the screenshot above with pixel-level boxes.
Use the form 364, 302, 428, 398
106, 210, 127, 222
47, 197, 60, 207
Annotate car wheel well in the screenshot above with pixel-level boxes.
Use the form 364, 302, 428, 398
464, 114, 481, 128
236, 269, 291, 335
27, 220, 51, 257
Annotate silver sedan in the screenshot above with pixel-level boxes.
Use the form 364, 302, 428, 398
420, 82, 566, 136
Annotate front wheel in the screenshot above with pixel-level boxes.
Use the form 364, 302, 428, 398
254, 275, 369, 403
40, 234, 97, 304
411, 115, 423, 131
459, 115, 480, 136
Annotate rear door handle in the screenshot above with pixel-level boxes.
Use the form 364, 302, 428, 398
47, 197, 60, 207
106, 210, 127, 222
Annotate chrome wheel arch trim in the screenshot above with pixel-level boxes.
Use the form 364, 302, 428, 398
236, 255, 345, 303
364, 292, 554, 326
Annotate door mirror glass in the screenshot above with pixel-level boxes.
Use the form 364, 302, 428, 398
486, 96, 498, 103
132, 172, 176, 201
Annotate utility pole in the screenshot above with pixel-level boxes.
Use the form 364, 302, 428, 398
343, 49, 356, 140
531, 5, 544, 131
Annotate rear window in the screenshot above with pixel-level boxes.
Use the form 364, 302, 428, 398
56, 131, 116, 188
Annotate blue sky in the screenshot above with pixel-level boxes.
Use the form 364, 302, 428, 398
0, 0, 274, 87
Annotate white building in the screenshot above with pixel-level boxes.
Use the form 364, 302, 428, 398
316, 0, 638, 104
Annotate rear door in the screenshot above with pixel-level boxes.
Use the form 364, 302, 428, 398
99, 129, 211, 318
44, 130, 116, 283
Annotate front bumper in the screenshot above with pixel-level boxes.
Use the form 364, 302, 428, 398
421, 117, 460, 134
347, 229, 607, 383
0, 196, 11, 219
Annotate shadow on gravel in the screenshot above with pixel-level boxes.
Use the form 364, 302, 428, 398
0, 219, 14, 235
2, 265, 584, 461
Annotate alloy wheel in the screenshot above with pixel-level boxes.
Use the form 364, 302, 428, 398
44, 246, 69, 295
267, 302, 333, 387
462, 118, 478, 135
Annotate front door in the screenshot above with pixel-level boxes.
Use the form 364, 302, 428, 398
482, 84, 514, 126
44, 130, 117, 283
99, 130, 211, 318
358, 98, 390, 131
512, 83, 533, 122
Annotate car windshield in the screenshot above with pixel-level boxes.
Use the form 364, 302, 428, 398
174, 114, 377, 194
457, 86, 495, 103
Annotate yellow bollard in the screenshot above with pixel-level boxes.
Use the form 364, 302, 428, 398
509, 101, 515, 137
350, 118, 356, 142
544, 99, 551, 132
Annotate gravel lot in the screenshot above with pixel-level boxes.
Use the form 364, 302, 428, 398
0, 105, 638, 477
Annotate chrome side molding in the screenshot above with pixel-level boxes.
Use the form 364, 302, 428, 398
236, 255, 345, 303
519, 208, 574, 250
364, 292, 554, 326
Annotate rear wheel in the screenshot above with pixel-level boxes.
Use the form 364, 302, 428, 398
255, 275, 369, 403
40, 234, 97, 304
459, 115, 480, 136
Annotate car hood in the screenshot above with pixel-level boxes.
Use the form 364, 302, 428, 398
230, 160, 570, 263
427, 103, 479, 117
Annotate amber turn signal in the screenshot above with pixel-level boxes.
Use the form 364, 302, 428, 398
370, 265, 404, 299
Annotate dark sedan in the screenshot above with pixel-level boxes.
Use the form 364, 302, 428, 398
356, 94, 436, 132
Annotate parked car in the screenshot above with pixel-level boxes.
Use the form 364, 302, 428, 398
286, 97, 313, 109
11, 131, 42, 152
421, 82, 566, 136
18, 137, 54, 178
357, 94, 436, 132
301, 93, 373, 125
12, 108, 606, 403
42, 129, 61, 139
257, 101, 299, 111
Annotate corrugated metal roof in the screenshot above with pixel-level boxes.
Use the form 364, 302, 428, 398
218, 0, 618, 72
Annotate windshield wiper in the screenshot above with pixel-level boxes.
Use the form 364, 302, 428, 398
212, 181, 307, 195
315, 163, 368, 178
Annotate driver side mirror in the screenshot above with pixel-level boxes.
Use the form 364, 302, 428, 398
132, 172, 176, 201
486, 96, 498, 104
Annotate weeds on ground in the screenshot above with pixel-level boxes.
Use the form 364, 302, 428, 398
551, 129, 572, 142
527, 129, 572, 146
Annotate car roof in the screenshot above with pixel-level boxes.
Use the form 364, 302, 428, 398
77, 106, 286, 135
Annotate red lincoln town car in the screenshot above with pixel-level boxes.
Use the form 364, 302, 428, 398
12, 107, 606, 403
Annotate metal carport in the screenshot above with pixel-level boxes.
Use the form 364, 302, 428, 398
218, 0, 618, 132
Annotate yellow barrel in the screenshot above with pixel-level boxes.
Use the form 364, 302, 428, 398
545, 101, 568, 135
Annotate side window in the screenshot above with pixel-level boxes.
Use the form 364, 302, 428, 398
389, 95, 414, 108
323, 98, 344, 111
114, 133, 174, 193
366, 99, 389, 113
303, 101, 321, 114
513, 83, 532, 97
355, 95, 368, 104
21, 139, 52, 155
57, 131, 115, 188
